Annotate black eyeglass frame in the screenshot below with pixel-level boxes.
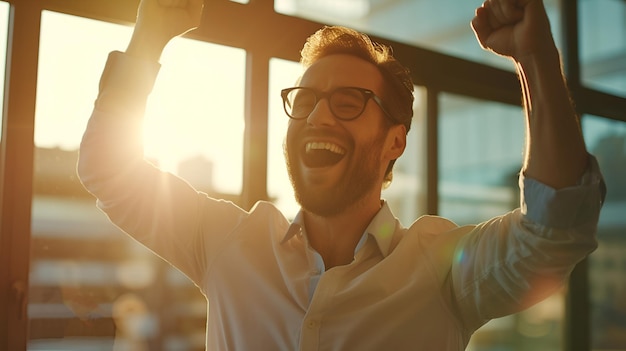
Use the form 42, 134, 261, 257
280, 86, 395, 122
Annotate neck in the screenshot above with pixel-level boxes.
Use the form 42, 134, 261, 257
304, 196, 382, 269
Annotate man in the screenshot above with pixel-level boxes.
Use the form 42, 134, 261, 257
78, 0, 605, 349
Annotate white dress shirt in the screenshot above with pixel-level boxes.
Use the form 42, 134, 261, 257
78, 51, 605, 351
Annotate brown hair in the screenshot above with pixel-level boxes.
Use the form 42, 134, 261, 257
300, 26, 414, 185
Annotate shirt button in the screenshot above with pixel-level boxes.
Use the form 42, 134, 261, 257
307, 320, 319, 329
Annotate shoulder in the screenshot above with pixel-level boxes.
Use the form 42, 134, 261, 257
402, 215, 475, 270
409, 215, 459, 235
238, 200, 291, 233
393, 214, 472, 253
248, 200, 286, 217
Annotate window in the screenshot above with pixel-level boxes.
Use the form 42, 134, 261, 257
0, 0, 621, 349
439, 93, 524, 225
580, 0, 626, 98
30, 10, 245, 350
382, 86, 428, 227
438, 93, 566, 349
267, 58, 303, 219
582, 115, 626, 351
275, 0, 563, 72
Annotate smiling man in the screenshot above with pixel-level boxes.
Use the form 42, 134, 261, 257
280, 28, 414, 269
78, 0, 606, 350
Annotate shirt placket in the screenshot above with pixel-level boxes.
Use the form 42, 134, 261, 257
299, 267, 338, 351
298, 235, 373, 351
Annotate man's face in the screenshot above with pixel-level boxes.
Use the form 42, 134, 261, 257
284, 54, 400, 217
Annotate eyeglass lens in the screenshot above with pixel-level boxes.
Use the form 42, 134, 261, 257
286, 88, 367, 120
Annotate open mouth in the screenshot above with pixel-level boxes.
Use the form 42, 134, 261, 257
302, 142, 346, 168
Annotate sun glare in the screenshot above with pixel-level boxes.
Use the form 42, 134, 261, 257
143, 38, 246, 194
35, 11, 246, 194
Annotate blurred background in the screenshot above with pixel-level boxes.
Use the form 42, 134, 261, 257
1, 0, 624, 350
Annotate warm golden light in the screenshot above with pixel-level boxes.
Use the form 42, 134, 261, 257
35, 11, 246, 194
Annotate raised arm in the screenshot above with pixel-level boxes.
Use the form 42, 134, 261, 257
126, 0, 204, 61
471, 0, 588, 189
446, 0, 605, 330
77, 0, 246, 284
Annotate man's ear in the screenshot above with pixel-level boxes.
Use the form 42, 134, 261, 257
385, 124, 406, 160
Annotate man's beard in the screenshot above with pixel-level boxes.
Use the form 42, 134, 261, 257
285, 132, 386, 217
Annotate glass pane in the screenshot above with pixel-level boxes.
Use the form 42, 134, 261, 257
31, 10, 244, 350
580, 0, 626, 98
268, 58, 304, 219
0, 1, 9, 140
34, 14, 245, 194
439, 94, 565, 349
439, 94, 524, 224
267, 58, 427, 223
275, 0, 562, 71
582, 115, 626, 351
145, 39, 246, 195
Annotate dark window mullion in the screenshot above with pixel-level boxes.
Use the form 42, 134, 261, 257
0, 2, 42, 350
560, 1, 590, 351
242, 50, 270, 209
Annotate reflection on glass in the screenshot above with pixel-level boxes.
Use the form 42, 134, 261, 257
439, 93, 566, 349
274, 0, 562, 71
31, 10, 244, 350
582, 115, 626, 351
580, 0, 626, 98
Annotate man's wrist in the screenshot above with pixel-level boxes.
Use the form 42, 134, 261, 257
125, 30, 169, 62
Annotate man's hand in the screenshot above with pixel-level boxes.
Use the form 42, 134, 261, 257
471, 0, 556, 62
126, 0, 204, 61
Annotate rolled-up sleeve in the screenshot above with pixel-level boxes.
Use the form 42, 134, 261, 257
451, 154, 606, 331
521, 154, 606, 230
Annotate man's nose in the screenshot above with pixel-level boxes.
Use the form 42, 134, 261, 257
306, 99, 336, 127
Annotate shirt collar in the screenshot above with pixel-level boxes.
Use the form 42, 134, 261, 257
363, 201, 399, 257
280, 210, 305, 244
280, 201, 400, 257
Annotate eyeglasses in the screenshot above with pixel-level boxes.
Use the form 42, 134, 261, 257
280, 86, 393, 121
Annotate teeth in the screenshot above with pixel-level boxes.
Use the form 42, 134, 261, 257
305, 142, 345, 155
